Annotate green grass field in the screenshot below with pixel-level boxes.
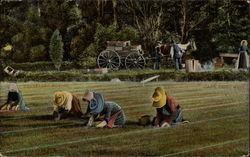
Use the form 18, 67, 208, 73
0, 81, 249, 156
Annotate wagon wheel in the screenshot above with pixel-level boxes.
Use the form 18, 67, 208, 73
97, 50, 121, 71
125, 52, 146, 69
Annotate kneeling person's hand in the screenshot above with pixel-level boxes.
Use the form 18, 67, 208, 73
161, 122, 170, 128
96, 120, 107, 128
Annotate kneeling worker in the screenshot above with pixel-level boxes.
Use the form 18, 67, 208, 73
53, 91, 83, 120
0, 83, 29, 111
83, 90, 126, 128
152, 87, 184, 128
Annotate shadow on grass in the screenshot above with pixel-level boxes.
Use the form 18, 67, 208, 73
125, 120, 139, 126
67, 148, 159, 157
0, 124, 19, 128
0, 115, 16, 120
21, 122, 85, 128
25, 114, 54, 121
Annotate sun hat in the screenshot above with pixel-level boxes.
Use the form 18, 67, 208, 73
54, 91, 68, 107
8, 83, 18, 92
240, 40, 248, 46
88, 92, 104, 115
83, 89, 93, 101
152, 87, 167, 108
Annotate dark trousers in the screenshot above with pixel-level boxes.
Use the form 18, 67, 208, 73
174, 58, 182, 70
154, 58, 161, 70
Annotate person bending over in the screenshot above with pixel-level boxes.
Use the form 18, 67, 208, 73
152, 87, 185, 128
53, 91, 83, 120
83, 90, 126, 128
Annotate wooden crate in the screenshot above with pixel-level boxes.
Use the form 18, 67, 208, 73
185, 59, 200, 72
214, 57, 223, 68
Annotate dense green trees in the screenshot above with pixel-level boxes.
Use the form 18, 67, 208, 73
0, 0, 248, 66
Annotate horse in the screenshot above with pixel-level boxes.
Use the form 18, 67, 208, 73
170, 39, 197, 58
158, 39, 197, 58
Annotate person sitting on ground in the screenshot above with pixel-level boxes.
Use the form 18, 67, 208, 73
53, 91, 83, 120
83, 90, 126, 128
152, 87, 185, 128
0, 83, 29, 111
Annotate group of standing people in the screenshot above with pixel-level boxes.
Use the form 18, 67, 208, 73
155, 39, 249, 70
154, 40, 183, 70
1, 83, 185, 129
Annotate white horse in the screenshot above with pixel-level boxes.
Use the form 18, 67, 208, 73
170, 39, 197, 58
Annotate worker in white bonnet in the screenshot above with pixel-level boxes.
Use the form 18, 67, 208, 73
0, 83, 29, 111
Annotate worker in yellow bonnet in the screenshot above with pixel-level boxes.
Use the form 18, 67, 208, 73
152, 87, 184, 128
53, 91, 83, 120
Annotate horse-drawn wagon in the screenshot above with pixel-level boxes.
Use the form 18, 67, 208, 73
97, 41, 146, 70
97, 39, 197, 70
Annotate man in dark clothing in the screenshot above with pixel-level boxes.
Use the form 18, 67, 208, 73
154, 41, 163, 70
173, 42, 183, 70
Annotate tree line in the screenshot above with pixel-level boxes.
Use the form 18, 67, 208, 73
0, 0, 249, 68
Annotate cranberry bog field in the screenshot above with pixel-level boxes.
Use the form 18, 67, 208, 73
0, 81, 249, 156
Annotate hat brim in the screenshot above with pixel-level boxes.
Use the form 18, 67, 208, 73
152, 93, 166, 108
54, 92, 66, 107
89, 93, 104, 114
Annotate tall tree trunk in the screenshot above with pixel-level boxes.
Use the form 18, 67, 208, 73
112, 0, 117, 25
96, 0, 101, 21
180, 0, 187, 43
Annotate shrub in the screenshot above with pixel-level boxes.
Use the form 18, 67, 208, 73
30, 45, 47, 61
3, 69, 248, 82
75, 43, 97, 68
69, 25, 95, 60
11, 33, 24, 48
68, 7, 82, 22
116, 26, 140, 43
49, 29, 64, 70
9, 61, 76, 71
12, 50, 27, 63
94, 23, 117, 53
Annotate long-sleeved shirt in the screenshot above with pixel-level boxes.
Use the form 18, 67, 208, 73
100, 102, 121, 122
7, 92, 20, 104
239, 46, 249, 53
173, 44, 182, 58
156, 94, 179, 125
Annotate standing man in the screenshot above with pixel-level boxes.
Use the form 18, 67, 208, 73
173, 41, 183, 70
154, 41, 163, 70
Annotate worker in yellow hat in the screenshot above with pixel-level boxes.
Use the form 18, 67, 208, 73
53, 91, 83, 120
152, 87, 184, 128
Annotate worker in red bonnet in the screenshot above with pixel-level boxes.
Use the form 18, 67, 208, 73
152, 87, 184, 128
